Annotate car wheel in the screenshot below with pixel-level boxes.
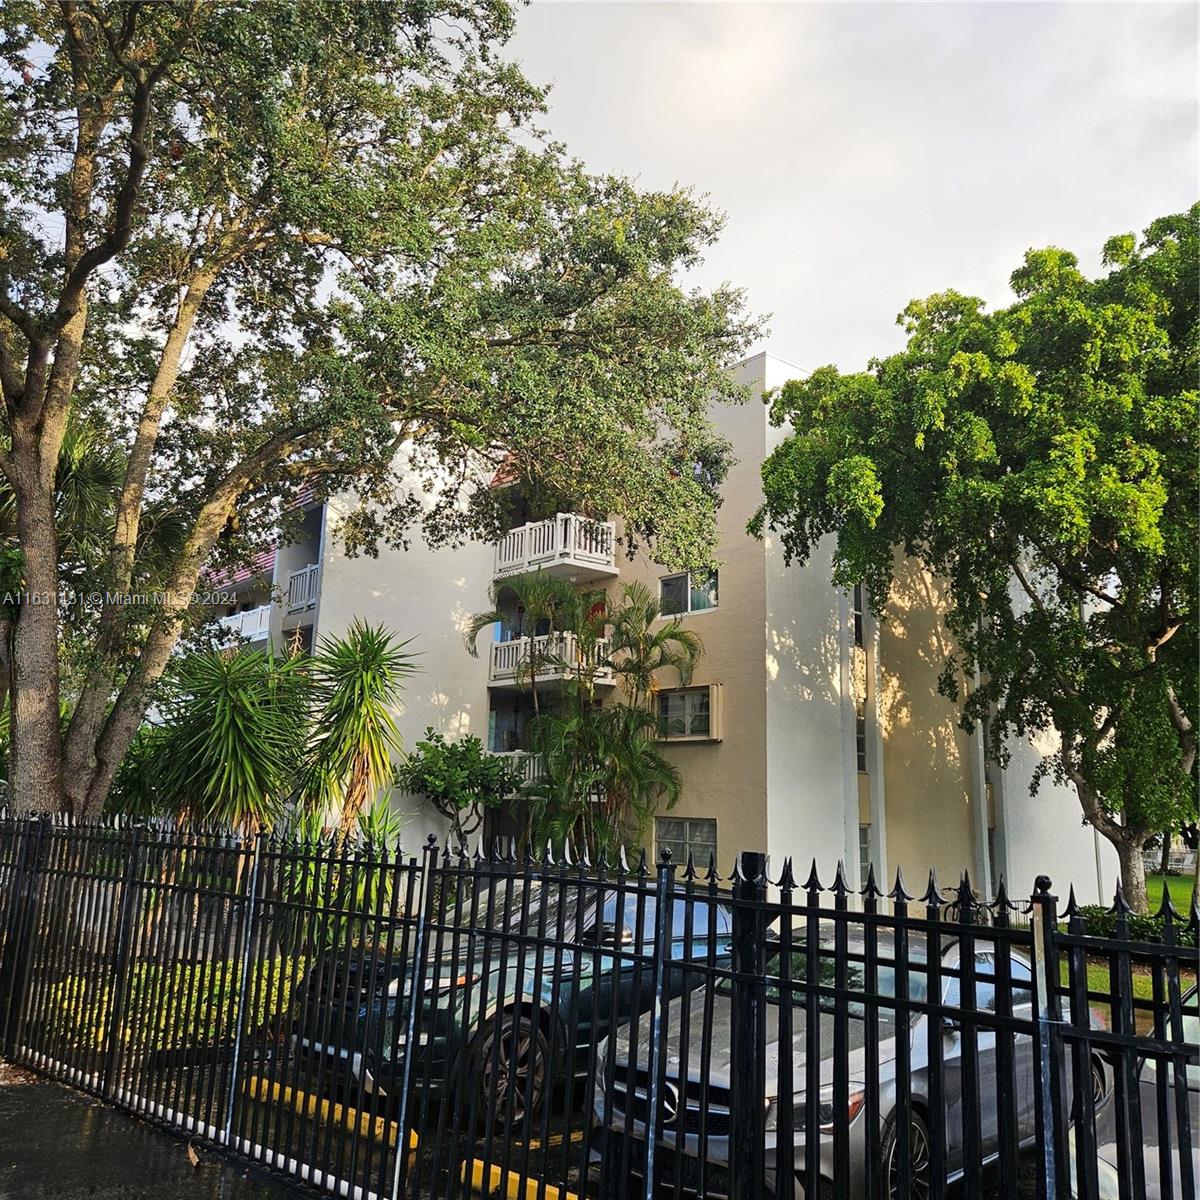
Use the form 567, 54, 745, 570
474, 1013, 549, 1128
1090, 1055, 1109, 1106
881, 1108, 933, 1200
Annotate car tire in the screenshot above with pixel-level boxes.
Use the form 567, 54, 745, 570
880, 1107, 933, 1200
473, 1013, 549, 1128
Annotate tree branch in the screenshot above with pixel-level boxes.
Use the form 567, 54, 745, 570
1166, 683, 1197, 777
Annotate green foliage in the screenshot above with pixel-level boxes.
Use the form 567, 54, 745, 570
152, 650, 311, 830
43, 956, 303, 1054
526, 697, 682, 859
355, 794, 408, 851
107, 723, 170, 819
299, 621, 418, 832
605, 580, 703, 711
397, 729, 522, 844
752, 208, 1199, 906
1073, 905, 1197, 948
107, 622, 417, 834
0, 0, 759, 815
473, 578, 700, 858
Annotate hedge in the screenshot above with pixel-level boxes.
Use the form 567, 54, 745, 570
39, 955, 305, 1054
1074, 905, 1197, 949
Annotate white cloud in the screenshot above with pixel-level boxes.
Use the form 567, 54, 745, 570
510, 1, 1197, 372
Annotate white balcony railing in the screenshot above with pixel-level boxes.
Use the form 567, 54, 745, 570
218, 604, 272, 644
494, 513, 617, 579
488, 632, 614, 687
286, 563, 321, 613
489, 750, 544, 790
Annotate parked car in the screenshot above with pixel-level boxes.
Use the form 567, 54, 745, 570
292, 878, 733, 1124
1082, 984, 1199, 1200
592, 926, 1110, 1199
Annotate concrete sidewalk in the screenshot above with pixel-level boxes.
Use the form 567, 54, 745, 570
0, 1063, 300, 1200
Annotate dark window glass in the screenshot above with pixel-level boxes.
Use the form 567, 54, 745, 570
660, 573, 688, 615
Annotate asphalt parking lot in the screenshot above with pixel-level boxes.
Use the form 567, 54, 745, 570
0, 1062, 299, 1200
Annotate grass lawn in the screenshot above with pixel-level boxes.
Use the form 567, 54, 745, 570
1147, 872, 1196, 913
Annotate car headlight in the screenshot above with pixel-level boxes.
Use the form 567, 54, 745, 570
766, 1083, 866, 1133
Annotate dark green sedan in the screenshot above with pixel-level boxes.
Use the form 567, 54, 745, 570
292, 877, 732, 1124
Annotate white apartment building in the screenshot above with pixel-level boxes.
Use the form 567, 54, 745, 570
215, 352, 1117, 903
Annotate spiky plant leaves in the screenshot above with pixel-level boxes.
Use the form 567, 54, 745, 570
300, 620, 419, 833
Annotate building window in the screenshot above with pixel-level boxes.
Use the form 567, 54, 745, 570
660, 570, 718, 616
855, 699, 868, 772
858, 824, 872, 882
658, 687, 713, 740
657, 817, 717, 867
852, 583, 865, 648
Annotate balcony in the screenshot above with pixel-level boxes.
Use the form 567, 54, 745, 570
494, 514, 618, 583
489, 750, 544, 792
487, 632, 615, 689
286, 563, 321, 613
218, 604, 272, 645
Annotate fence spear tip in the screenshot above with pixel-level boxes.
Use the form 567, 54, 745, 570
861, 862, 880, 901
889, 865, 912, 904
832, 860, 850, 897
1154, 884, 1178, 923
803, 858, 822, 892
778, 856, 797, 891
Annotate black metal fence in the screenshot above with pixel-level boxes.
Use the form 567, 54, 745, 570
0, 816, 1196, 1200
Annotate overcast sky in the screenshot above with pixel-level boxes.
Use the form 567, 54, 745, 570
508, 2, 1198, 373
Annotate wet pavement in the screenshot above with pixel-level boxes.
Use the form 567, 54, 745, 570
0, 1063, 300, 1200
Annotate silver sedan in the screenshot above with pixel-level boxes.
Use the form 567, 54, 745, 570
592, 929, 1098, 1199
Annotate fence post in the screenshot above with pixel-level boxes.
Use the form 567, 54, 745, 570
101, 824, 144, 1099
223, 830, 264, 1143
641, 848, 677, 1200
0, 816, 43, 1055
730, 849, 767, 1200
1031, 875, 1068, 1200
391, 835, 440, 1200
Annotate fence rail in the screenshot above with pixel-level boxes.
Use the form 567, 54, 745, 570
0, 816, 1196, 1200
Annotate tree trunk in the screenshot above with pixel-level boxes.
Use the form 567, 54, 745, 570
1114, 836, 1149, 914
9, 457, 65, 815
1159, 833, 1172, 877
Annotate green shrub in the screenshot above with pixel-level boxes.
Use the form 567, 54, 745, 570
41, 956, 305, 1054
1075, 905, 1197, 948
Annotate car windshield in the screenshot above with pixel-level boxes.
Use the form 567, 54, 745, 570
448, 880, 730, 948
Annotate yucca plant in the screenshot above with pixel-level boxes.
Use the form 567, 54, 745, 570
300, 620, 419, 834
153, 650, 311, 833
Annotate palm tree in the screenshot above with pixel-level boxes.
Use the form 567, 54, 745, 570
300, 620, 419, 834
465, 571, 582, 714
526, 696, 681, 859
604, 581, 703, 711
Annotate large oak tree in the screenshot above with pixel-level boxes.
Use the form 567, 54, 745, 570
752, 210, 1198, 911
0, 1, 758, 815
